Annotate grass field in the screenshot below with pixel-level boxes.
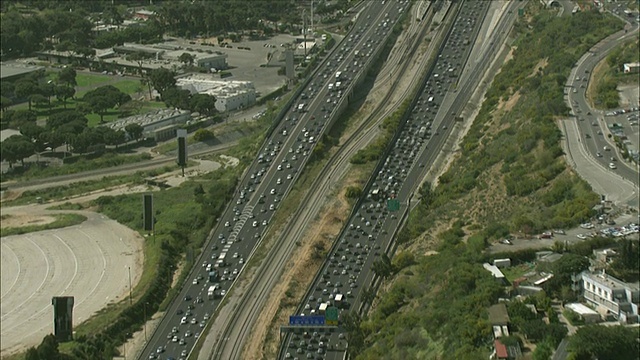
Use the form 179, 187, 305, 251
3, 70, 163, 127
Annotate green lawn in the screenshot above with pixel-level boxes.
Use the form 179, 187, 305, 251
75, 72, 112, 87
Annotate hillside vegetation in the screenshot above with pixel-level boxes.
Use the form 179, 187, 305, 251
352, 5, 624, 360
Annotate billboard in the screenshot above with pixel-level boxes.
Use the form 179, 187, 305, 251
52, 296, 74, 342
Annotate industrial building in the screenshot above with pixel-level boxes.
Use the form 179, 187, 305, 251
176, 75, 256, 112
104, 109, 191, 142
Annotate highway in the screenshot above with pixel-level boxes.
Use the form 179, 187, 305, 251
202, 2, 446, 360
278, 1, 524, 359
140, 1, 410, 360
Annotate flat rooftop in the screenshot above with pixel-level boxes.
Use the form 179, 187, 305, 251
1, 63, 44, 80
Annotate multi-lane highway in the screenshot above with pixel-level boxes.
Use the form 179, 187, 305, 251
140, 1, 409, 360
278, 1, 521, 359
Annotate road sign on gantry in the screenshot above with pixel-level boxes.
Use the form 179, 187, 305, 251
289, 315, 325, 326
325, 306, 339, 326
387, 198, 400, 211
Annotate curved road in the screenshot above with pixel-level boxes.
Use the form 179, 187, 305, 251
564, 21, 639, 209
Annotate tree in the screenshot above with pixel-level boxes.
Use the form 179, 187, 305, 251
55, 85, 76, 109
372, 253, 393, 279
568, 325, 639, 360
0, 135, 36, 167
14, 80, 39, 110
125, 123, 144, 142
345, 186, 362, 199
148, 68, 176, 97
8, 109, 37, 129
193, 128, 214, 141
178, 52, 195, 66
189, 93, 217, 116
20, 122, 46, 143
102, 128, 126, 148
1, 96, 12, 112
532, 339, 554, 360
57, 67, 77, 87
36, 334, 60, 360
163, 87, 191, 109
47, 110, 87, 131
118, 99, 144, 116
82, 85, 131, 122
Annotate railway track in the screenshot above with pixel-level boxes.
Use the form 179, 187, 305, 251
209, 3, 449, 360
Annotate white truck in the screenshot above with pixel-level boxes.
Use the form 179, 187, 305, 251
335, 71, 342, 80
318, 302, 328, 315
334, 294, 343, 308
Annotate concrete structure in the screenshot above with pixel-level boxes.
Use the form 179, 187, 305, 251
580, 270, 639, 323
565, 303, 601, 324
483, 263, 506, 283
176, 75, 256, 112
593, 248, 618, 265
0, 63, 44, 81
623, 62, 640, 74
103, 109, 191, 142
493, 258, 511, 268
134, 9, 155, 21
540, 0, 560, 7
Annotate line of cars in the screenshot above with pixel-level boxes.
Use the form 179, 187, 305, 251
282, 2, 491, 359
576, 222, 639, 239
140, 2, 407, 360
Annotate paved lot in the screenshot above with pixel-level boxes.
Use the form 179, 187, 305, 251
166, 33, 298, 98
0, 210, 143, 356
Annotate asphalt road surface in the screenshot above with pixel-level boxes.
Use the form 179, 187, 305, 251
139, 1, 407, 359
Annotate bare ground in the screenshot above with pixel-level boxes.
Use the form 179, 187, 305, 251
0, 213, 56, 228
242, 169, 359, 360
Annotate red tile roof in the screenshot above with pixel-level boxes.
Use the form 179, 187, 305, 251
495, 339, 508, 359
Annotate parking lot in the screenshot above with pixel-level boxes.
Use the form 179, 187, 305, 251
603, 85, 640, 162
165, 33, 297, 98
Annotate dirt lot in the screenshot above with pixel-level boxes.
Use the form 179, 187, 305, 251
0, 158, 223, 357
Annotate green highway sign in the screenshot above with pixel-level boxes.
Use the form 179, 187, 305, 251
325, 306, 339, 326
387, 199, 400, 211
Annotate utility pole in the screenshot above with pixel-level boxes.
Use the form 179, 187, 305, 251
311, 0, 314, 33
128, 266, 132, 305
303, 9, 307, 57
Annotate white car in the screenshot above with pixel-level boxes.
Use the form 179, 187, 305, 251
577, 234, 587, 239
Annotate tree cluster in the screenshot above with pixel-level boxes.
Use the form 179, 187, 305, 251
147, 68, 218, 117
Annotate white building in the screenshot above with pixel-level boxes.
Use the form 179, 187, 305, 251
623, 62, 640, 74
483, 263, 506, 283
580, 270, 639, 323
104, 109, 191, 142
176, 75, 256, 112
565, 303, 601, 324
